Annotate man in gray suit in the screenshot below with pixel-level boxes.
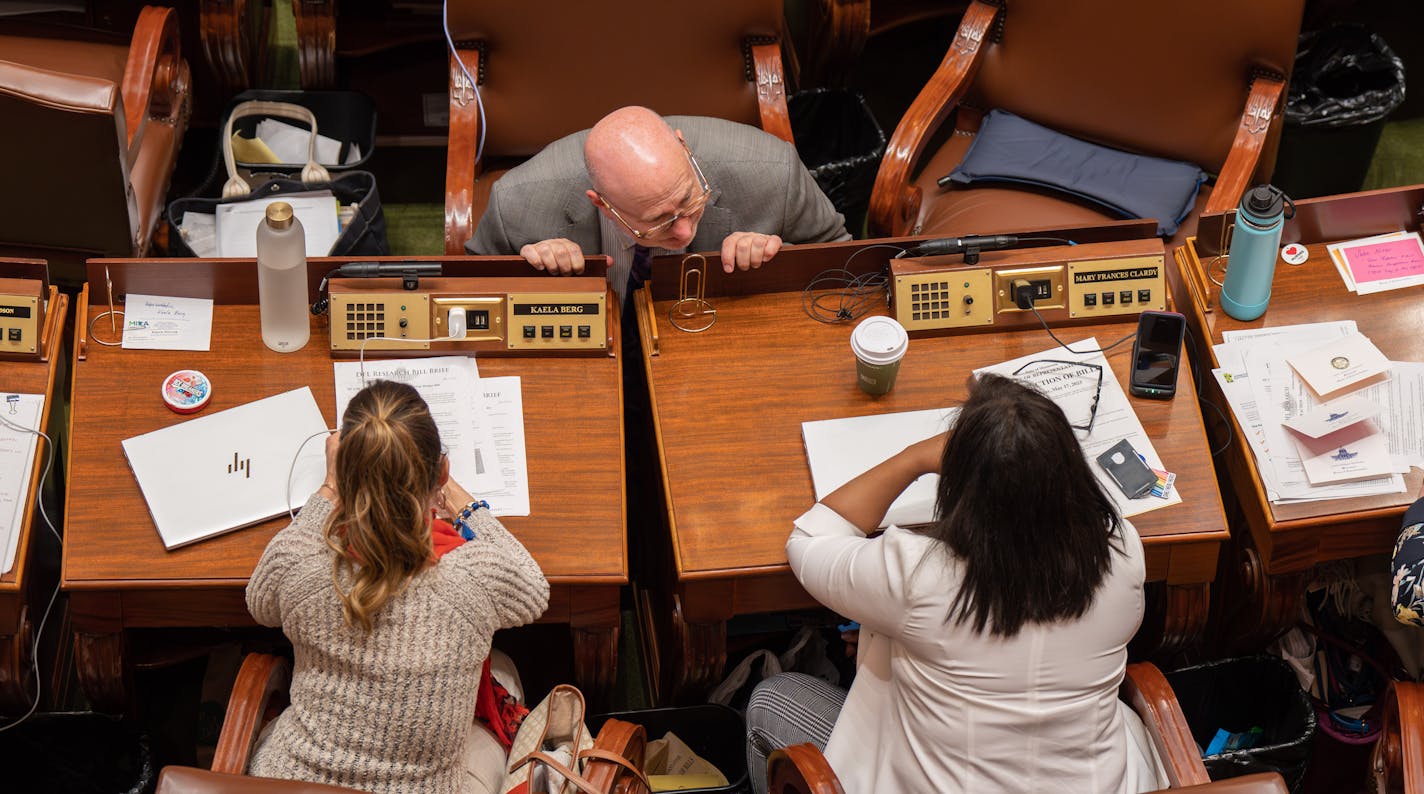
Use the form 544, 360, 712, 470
468, 106, 850, 300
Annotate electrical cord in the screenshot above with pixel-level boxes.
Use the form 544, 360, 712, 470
0, 410, 61, 734
1025, 302, 1137, 355
287, 428, 338, 521
443, 0, 488, 165
801, 245, 902, 324
1183, 330, 1234, 456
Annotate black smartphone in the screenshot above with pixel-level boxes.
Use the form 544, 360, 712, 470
1129, 310, 1186, 400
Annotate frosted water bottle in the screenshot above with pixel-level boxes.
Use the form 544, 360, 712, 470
255, 202, 311, 352
1220, 185, 1293, 322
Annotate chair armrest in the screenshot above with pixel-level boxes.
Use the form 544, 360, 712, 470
767, 743, 845, 794
750, 41, 794, 145
867, 0, 999, 237
1372, 681, 1424, 794
445, 46, 484, 255
1121, 661, 1211, 788
1202, 75, 1286, 216
212, 652, 291, 775
1164, 772, 1289, 793
121, 6, 184, 155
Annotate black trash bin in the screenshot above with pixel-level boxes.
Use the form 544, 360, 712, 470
590, 704, 746, 793
789, 88, 888, 236
1165, 656, 1317, 793
1274, 26, 1406, 199
0, 713, 153, 794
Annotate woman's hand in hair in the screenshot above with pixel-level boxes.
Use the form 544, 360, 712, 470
437, 478, 477, 522
319, 431, 341, 503
904, 432, 949, 475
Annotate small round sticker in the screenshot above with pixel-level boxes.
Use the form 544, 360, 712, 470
1281, 242, 1309, 265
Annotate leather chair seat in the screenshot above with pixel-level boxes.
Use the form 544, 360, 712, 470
0, 34, 129, 86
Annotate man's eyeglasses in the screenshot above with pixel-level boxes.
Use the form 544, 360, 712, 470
597, 140, 712, 240
1011, 359, 1105, 435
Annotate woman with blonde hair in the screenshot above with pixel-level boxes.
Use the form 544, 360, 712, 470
246, 379, 549, 793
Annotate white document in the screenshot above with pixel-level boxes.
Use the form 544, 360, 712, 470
975, 339, 1183, 518
1286, 333, 1391, 399
254, 118, 357, 166
1283, 395, 1380, 438
476, 376, 530, 517
332, 356, 501, 495
121, 294, 214, 351
801, 407, 958, 529
121, 388, 330, 550
215, 192, 341, 258
1292, 421, 1394, 485
0, 394, 44, 575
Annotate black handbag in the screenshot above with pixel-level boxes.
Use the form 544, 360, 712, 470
166, 101, 388, 258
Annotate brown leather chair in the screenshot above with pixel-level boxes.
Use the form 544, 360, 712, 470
157, 652, 649, 793
794, 0, 970, 87
441, 0, 796, 254
1372, 680, 1424, 793
0, 6, 190, 287
765, 662, 1291, 793
868, 0, 1305, 249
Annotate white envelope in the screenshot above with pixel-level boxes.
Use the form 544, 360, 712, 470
1281, 395, 1381, 438
1286, 333, 1391, 398
1292, 420, 1394, 485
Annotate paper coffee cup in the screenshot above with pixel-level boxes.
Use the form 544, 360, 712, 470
850, 316, 909, 395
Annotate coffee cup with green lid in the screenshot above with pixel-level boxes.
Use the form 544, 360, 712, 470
850, 316, 909, 395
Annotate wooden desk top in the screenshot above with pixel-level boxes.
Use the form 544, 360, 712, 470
1180, 225, 1424, 534
1, 292, 66, 593
643, 291, 1228, 584
63, 293, 626, 592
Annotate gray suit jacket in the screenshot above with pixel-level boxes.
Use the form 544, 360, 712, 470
467, 116, 850, 256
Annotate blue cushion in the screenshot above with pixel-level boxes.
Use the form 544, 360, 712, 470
944, 110, 1206, 236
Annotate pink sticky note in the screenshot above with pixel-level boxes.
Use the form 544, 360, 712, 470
1342, 237, 1424, 284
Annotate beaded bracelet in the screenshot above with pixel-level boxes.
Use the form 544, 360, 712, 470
454, 500, 491, 541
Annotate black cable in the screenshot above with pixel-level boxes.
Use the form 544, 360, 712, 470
1026, 303, 1137, 355
801, 245, 902, 324
310, 267, 342, 315
1183, 330, 1234, 456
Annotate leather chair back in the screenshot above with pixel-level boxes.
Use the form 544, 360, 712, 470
444, 0, 782, 157
966, 0, 1304, 173
157, 767, 364, 793
0, 37, 137, 259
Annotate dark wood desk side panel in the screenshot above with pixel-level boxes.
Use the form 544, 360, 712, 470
648, 220, 1159, 301
87, 256, 611, 305
1196, 184, 1424, 256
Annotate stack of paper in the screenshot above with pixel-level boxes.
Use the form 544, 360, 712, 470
332, 357, 530, 517
1327, 231, 1424, 294
214, 192, 341, 258
1211, 322, 1424, 503
0, 393, 44, 575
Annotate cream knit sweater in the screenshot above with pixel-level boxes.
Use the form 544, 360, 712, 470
245, 493, 550, 793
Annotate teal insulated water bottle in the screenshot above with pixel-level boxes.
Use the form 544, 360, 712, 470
1220, 184, 1294, 321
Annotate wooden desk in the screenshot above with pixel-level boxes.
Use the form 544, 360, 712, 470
636, 240, 1228, 701
0, 266, 66, 713
63, 257, 626, 711
1177, 185, 1424, 647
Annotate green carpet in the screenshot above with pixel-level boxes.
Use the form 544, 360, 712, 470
384, 204, 446, 256
1363, 117, 1424, 191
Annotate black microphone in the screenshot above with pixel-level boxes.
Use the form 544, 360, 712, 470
336, 262, 442, 278
898, 235, 1020, 259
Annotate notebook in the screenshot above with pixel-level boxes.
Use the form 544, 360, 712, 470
122, 387, 330, 550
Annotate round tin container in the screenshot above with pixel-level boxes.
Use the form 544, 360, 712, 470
161, 369, 212, 414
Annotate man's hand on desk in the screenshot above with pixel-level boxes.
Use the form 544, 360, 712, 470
519, 238, 585, 275
720, 231, 782, 273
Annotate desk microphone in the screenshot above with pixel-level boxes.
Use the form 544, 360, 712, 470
312, 263, 444, 315
896, 235, 1020, 259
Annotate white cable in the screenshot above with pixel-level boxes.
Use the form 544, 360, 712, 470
287, 428, 338, 521
442, 0, 488, 165
0, 410, 60, 733
357, 333, 461, 384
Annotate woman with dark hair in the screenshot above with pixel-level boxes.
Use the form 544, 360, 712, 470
746, 374, 1163, 793
246, 380, 549, 793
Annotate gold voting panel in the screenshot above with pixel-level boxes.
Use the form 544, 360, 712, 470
891, 267, 995, 331
505, 291, 608, 351
0, 278, 43, 357
329, 293, 432, 350
1066, 256, 1167, 318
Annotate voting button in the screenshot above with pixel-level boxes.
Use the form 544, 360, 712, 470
1281, 242, 1309, 265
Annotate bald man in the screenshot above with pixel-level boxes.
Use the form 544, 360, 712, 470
467, 107, 850, 301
